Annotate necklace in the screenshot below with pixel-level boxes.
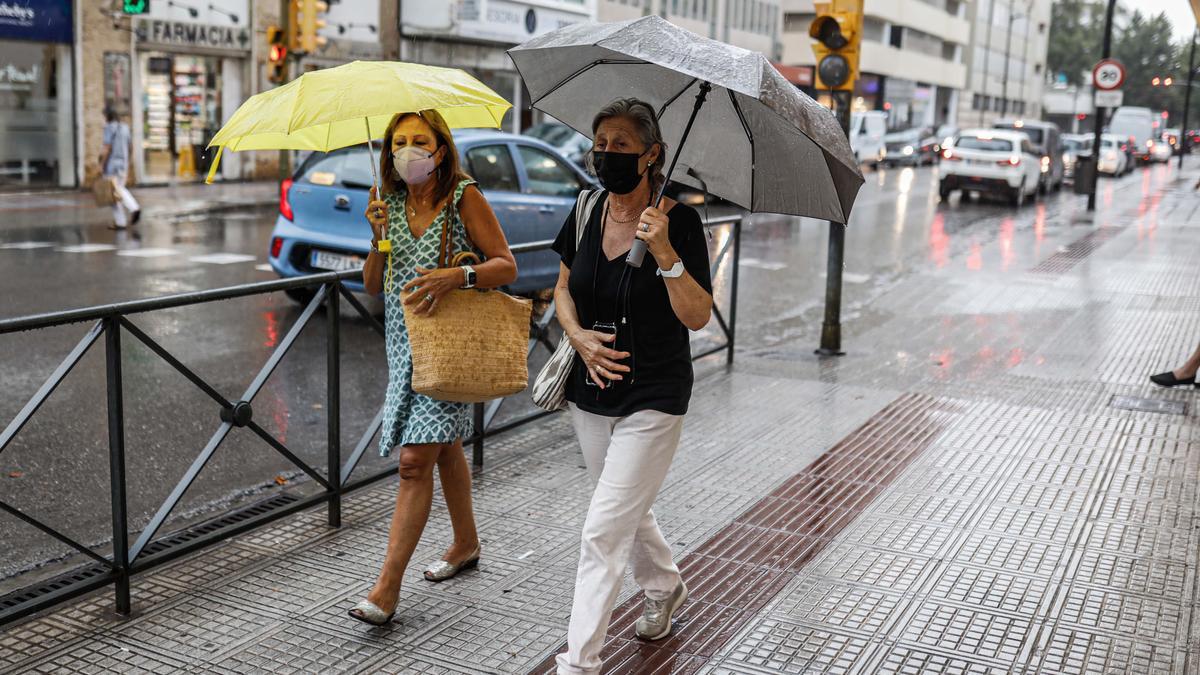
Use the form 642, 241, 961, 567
607, 202, 641, 224
407, 193, 432, 220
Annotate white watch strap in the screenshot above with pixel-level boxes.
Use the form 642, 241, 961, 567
657, 260, 685, 278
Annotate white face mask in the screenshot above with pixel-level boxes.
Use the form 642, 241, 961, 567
392, 146, 438, 185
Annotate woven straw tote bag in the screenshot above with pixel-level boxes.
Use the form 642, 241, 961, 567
403, 202, 533, 403
531, 189, 603, 411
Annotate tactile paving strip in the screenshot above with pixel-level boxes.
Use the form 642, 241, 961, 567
530, 393, 952, 672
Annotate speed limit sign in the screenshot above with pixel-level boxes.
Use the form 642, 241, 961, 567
1093, 59, 1126, 91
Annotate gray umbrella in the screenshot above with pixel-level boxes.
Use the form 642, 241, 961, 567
508, 15, 864, 225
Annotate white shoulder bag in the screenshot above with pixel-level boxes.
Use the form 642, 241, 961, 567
531, 189, 604, 412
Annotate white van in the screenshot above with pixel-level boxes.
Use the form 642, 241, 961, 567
1108, 106, 1158, 163
850, 111, 887, 166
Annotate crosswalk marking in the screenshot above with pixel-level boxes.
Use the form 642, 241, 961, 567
59, 244, 117, 253
189, 253, 258, 265
0, 241, 53, 250
255, 264, 273, 272
116, 248, 179, 258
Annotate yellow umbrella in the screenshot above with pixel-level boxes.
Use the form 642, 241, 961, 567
205, 60, 512, 184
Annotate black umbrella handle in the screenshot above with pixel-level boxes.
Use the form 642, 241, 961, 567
629, 80, 712, 268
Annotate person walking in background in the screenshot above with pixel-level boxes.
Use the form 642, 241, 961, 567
1150, 343, 1200, 388
551, 98, 713, 674
348, 109, 518, 626
100, 107, 140, 229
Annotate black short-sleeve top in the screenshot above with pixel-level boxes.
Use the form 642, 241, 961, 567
551, 191, 713, 417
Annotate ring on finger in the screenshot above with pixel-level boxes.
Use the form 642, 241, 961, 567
424, 293, 435, 304
639, 222, 650, 232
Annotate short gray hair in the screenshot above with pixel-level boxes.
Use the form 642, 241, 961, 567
588, 98, 667, 194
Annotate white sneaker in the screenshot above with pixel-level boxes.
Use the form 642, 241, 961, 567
634, 580, 688, 640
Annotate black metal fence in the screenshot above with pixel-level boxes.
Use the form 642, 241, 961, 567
0, 215, 741, 627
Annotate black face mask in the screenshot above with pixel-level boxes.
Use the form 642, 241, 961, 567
593, 149, 649, 195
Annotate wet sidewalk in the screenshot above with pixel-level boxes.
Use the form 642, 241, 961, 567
0, 181, 277, 230
4, 166, 1200, 673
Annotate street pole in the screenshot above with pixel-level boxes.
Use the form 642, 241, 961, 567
1086, 0, 1118, 212
981, 0, 998, 125
278, 0, 291, 182
1180, 29, 1196, 169
1000, 0, 1015, 117
818, 89, 851, 356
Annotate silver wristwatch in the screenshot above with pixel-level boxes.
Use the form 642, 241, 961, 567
461, 265, 477, 288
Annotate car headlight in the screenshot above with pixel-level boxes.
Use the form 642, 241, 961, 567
902, 146, 914, 155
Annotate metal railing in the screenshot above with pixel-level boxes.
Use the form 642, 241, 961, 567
0, 214, 741, 626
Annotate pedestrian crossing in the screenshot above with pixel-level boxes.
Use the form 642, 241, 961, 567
0, 240, 272, 269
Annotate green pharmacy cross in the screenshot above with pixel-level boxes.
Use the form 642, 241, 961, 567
123, 0, 149, 15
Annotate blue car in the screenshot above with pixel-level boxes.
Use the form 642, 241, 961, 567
268, 130, 596, 301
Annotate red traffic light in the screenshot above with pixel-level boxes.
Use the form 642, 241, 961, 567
269, 44, 287, 63
1165, 77, 1174, 86
1152, 76, 1161, 86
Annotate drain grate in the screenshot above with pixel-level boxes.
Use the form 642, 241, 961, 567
1030, 227, 1124, 275
0, 492, 301, 624
1109, 395, 1187, 415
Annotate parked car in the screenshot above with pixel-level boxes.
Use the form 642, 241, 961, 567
938, 129, 1042, 206
1097, 133, 1129, 176
1162, 127, 1182, 155
1108, 106, 1158, 163
882, 127, 939, 166
268, 130, 596, 302
850, 110, 887, 166
992, 119, 1064, 193
524, 121, 591, 169
1061, 134, 1092, 183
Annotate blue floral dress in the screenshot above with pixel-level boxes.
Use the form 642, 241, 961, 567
378, 178, 478, 457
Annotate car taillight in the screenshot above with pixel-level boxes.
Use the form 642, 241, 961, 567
942, 149, 960, 160
1147, 139, 1155, 148
279, 178, 294, 221
270, 237, 283, 259
1000, 156, 1021, 166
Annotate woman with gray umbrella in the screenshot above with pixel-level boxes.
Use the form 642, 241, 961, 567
550, 98, 712, 673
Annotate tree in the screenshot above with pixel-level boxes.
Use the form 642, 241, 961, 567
1047, 1, 1111, 86
1113, 11, 1181, 114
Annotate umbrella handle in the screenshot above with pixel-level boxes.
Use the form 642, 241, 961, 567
364, 117, 380, 192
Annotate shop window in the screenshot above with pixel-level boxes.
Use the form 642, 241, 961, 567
0, 41, 75, 188
139, 53, 224, 182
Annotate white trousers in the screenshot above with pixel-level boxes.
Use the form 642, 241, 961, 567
556, 405, 685, 675
108, 170, 140, 227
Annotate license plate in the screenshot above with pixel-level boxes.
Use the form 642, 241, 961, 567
310, 250, 364, 272
968, 159, 991, 166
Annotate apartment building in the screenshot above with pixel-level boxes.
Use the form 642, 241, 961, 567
780, 0, 969, 130
598, 0, 783, 58
957, 0, 1052, 128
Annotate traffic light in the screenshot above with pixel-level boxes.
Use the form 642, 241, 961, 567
809, 0, 863, 91
267, 26, 287, 84
290, 0, 328, 54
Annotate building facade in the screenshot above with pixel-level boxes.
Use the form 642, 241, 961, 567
956, 0, 1052, 129
780, 0, 969, 130
399, 0, 595, 134
599, 0, 782, 59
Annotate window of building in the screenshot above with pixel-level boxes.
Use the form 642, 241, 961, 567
861, 17, 885, 42
972, 93, 982, 110
784, 12, 814, 33
889, 25, 903, 48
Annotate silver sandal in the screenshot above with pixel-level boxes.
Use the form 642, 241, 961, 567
423, 545, 481, 582
348, 598, 395, 626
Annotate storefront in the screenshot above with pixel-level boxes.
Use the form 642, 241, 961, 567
132, 12, 250, 183
400, 0, 593, 134
0, 0, 75, 189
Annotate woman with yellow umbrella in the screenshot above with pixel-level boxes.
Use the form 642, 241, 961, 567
207, 62, 518, 625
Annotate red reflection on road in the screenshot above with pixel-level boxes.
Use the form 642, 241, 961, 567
1000, 217, 1014, 270
263, 310, 280, 348
966, 242, 983, 271
1007, 347, 1024, 368
929, 212, 948, 268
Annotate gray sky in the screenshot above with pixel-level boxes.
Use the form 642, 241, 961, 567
1132, 0, 1196, 40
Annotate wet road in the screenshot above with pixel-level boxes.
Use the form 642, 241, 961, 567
0, 161, 1173, 582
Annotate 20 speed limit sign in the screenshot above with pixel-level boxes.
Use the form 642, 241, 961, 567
1093, 59, 1126, 91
